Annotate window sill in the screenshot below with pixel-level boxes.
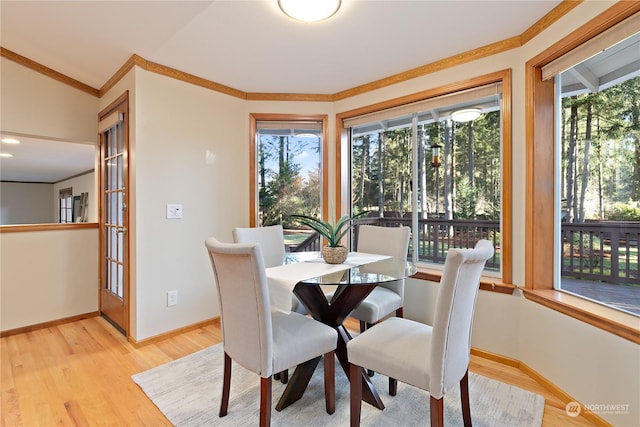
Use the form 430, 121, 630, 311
0, 223, 98, 233
522, 288, 640, 344
412, 267, 516, 295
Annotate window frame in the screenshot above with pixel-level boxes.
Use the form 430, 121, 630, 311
524, 3, 640, 343
59, 187, 73, 223
336, 70, 514, 291
249, 113, 329, 227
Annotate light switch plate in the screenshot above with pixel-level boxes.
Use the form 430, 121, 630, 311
166, 204, 183, 219
167, 290, 178, 306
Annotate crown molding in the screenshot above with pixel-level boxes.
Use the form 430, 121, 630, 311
0, 47, 99, 97
2, 0, 580, 101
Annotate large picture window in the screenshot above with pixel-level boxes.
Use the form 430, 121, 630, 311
526, 5, 639, 341
338, 71, 511, 281
550, 23, 639, 315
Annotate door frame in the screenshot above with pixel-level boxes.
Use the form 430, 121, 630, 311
98, 91, 130, 336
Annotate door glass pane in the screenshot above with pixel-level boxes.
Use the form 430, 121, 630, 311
102, 118, 126, 299
111, 227, 117, 260
117, 263, 123, 296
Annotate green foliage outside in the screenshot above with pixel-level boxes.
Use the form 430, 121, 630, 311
454, 176, 478, 219
351, 111, 502, 221
258, 132, 321, 229
560, 76, 640, 223
606, 203, 640, 221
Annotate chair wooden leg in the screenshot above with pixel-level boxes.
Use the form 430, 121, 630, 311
324, 351, 336, 414
280, 369, 288, 384
259, 376, 272, 427
389, 377, 397, 396
274, 369, 288, 383
359, 320, 367, 333
350, 363, 362, 427
219, 352, 231, 417
430, 395, 444, 427
460, 370, 472, 427
396, 307, 404, 318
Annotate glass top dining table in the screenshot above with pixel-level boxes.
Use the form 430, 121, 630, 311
273, 251, 417, 412
283, 251, 416, 286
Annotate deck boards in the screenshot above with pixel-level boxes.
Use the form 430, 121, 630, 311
561, 278, 640, 315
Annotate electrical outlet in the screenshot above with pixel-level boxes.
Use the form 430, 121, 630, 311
166, 204, 183, 219
167, 290, 178, 306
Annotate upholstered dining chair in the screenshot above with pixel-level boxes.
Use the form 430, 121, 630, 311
347, 239, 495, 427
232, 225, 285, 268
350, 225, 411, 333
205, 237, 338, 427
232, 225, 308, 315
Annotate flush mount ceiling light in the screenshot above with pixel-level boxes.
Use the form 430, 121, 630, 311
278, 0, 341, 22
451, 108, 482, 123
1, 137, 20, 144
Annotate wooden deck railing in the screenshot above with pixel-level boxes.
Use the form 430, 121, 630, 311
289, 231, 321, 252
352, 217, 501, 270
288, 217, 501, 270
287, 217, 639, 286
560, 221, 639, 285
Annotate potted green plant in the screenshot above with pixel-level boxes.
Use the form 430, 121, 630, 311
289, 211, 369, 264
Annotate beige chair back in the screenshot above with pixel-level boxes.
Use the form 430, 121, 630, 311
429, 239, 494, 398
357, 224, 411, 297
232, 225, 285, 268
205, 237, 274, 377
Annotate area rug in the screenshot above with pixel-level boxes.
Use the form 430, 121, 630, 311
132, 344, 544, 426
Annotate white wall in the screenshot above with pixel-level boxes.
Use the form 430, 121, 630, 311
520, 299, 640, 426
0, 58, 98, 142
0, 228, 99, 331
0, 181, 54, 224
129, 69, 247, 340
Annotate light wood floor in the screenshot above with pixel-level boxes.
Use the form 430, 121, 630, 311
1, 316, 596, 426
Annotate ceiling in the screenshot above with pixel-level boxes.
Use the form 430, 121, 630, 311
1, 0, 568, 183
1, 0, 565, 94
0, 135, 95, 183
2, 1, 636, 183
